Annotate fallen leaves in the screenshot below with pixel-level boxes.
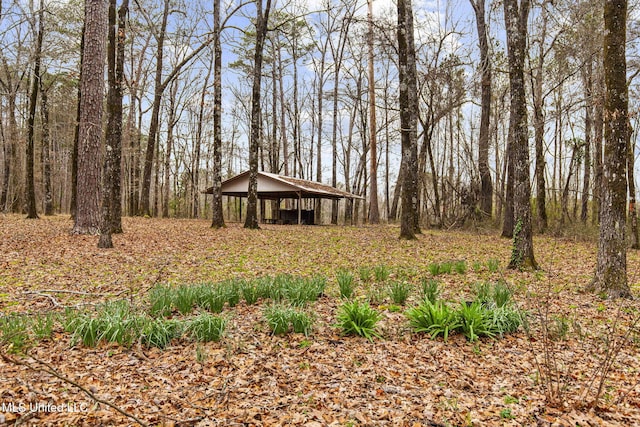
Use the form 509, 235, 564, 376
0, 215, 639, 425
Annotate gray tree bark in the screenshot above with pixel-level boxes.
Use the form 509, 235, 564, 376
589, 0, 631, 298
504, 0, 537, 269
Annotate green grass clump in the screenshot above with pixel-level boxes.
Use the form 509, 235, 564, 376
439, 262, 453, 275
32, 312, 57, 340
471, 261, 483, 273
487, 258, 500, 273
427, 263, 440, 276
141, 317, 179, 348
241, 280, 259, 305
0, 315, 30, 353
420, 278, 440, 304
405, 300, 460, 341
359, 266, 373, 283
492, 281, 512, 308
290, 310, 314, 336
284, 276, 325, 306
263, 305, 314, 336
388, 281, 411, 305
264, 305, 293, 335
223, 279, 242, 307
373, 265, 391, 282
149, 284, 174, 317
335, 300, 381, 342
337, 269, 356, 299
454, 260, 467, 274
199, 285, 226, 313
458, 301, 495, 342
187, 314, 226, 342
174, 285, 196, 315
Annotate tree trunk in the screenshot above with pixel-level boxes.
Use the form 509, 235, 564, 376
245, 0, 271, 229
627, 120, 639, 249
193, 55, 213, 219
162, 81, 177, 218
211, 0, 225, 228
99, 0, 126, 247
589, 0, 631, 298
367, 0, 380, 224
40, 74, 53, 215
504, 0, 537, 270
581, 62, 593, 223
25, 2, 44, 220
139, 0, 169, 217
398, 0, 420, 239
73, 0, 107, 234
592, 74, 604, 225
471, 0, 493, 219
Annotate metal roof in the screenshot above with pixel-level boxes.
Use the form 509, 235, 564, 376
204, 171, 363, 200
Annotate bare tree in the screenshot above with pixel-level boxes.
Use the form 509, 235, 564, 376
589, 0, 630, 297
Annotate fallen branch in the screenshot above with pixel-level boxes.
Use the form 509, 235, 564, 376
1, 352, 149, 427
22, 291, 62, 308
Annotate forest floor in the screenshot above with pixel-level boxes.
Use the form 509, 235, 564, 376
0, 214, 639, 426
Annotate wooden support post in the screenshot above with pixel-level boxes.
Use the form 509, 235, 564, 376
298, 192, 302, 225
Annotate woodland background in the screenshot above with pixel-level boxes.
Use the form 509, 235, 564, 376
1, 0, 638, 230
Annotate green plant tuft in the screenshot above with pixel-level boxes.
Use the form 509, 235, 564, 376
187, 314, 226, 342
373, 265, 390, 282
405, 300, 460, 341
335, 300, 381, 342
388, 281, 411, 305
420, 278, 440, 304
337, 269, 356, 299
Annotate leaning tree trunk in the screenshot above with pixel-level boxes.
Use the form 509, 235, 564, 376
589, 0, 631, 298
504, 0, 537, 270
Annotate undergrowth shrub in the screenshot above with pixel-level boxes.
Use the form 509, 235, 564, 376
335, 300, 381, 342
